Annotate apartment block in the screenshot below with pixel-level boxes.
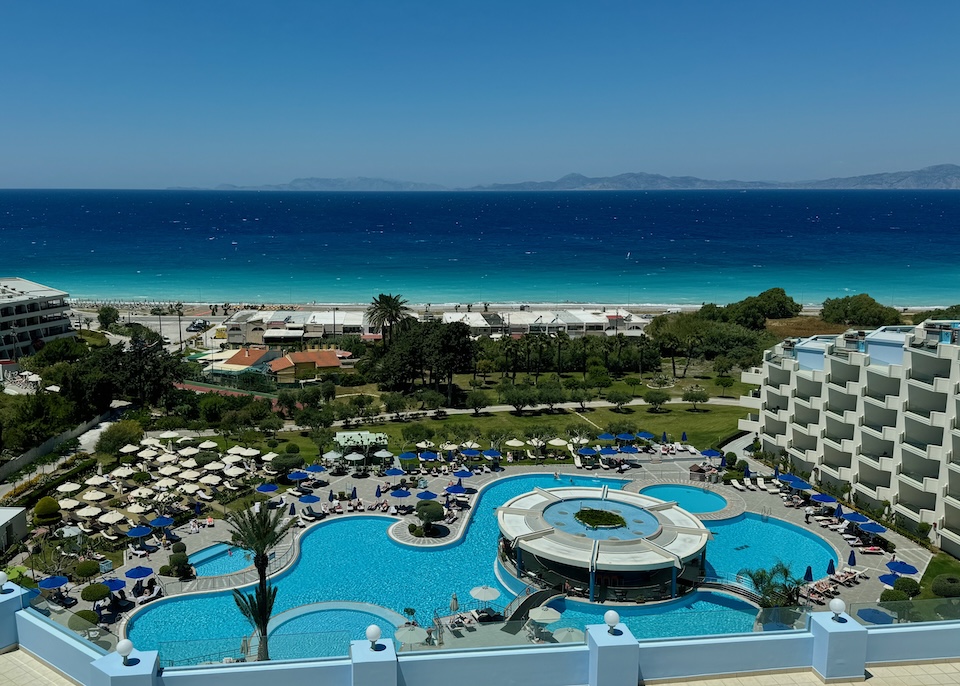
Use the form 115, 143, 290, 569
0, 278, 74, 361
739, 320, 960, 557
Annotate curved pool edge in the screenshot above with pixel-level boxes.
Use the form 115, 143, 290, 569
633, 477, 746, 520
268, 601, 407, 634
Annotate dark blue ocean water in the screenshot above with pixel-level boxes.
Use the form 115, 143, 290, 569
2, 189, 959, 306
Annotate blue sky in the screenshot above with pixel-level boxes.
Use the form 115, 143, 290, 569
3, 1, 959, 188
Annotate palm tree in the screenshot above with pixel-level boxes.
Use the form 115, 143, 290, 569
738, 561, 805, 608
226, 505, 295, 660
366, 293, 413, 347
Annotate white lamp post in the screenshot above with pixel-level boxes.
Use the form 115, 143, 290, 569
829, 597, 846, 622
603, 609, 620, 634
116, 639, 134, 666
0, 571, 9, 594
365, 624, 381, 651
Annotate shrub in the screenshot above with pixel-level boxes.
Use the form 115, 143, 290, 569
893, 577, 921, 598
267, 439, 279, 448
131, 472, 151, 484
273, 453, 304, 472
68, 609, 100, 632
932, 574, 960, 598
95, 419, 144, 456
169, 552, 191, 578
158, 565, 172, 577
408, 523, 417, 534
171, 542, 187, 554
285, 443, 300, 454
74, 560, 101, 580
34, 496, 62, 525
879, 589, 908, 602
81, 583, 110, 602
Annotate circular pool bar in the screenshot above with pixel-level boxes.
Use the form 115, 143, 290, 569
497, 486, 711, 602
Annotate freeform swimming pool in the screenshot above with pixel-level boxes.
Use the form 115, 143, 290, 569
189, 543, 254, 577
127, 473, 833, 664
639, 484, 728, 514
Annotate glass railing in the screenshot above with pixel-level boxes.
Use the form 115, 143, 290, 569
753, 606, 809, 631
21, 588, 119, 652
849, 597, 960, 626
158, 630, 351, 666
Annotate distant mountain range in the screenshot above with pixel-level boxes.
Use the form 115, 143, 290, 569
175, 164, 960, 192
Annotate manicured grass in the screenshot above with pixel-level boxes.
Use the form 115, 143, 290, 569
919, 552, 960, 599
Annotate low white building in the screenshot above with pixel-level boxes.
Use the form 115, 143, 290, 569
0, 507, 28, 551
739, 320, 960, 555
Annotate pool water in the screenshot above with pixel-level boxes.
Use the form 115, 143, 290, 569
270, 610, 394, 661
544, 497, 659, 539
639, 484, 728, 514
128, 473, 832, 664
189, 543, 254, 577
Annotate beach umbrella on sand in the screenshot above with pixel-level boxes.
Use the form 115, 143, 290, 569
470, 585, 500, 602
803, 566, 814, 583
450, 593, 459, 613
826, 559, 836, 576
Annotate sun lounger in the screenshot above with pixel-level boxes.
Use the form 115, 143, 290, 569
197, 490, 213, 501
301, 506, 318, 522
845, 567, 870, 580
744, 479, 757, 491
730, 479, 746, 491
574, 456, 583, 469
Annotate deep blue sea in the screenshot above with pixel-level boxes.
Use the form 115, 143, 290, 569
2, 189, 959, 307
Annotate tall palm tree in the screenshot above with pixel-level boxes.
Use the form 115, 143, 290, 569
366, 293, 413, 347
226, 505, 295, 660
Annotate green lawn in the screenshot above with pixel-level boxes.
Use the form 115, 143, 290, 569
919, 552, 960, 599
213, 403, 747, 463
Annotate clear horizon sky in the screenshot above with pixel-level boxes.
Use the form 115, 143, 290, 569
3, 1, 959, 189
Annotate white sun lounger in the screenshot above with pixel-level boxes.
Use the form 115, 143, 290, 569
574, 456, 584, 469
744, 479, 757, 490
730, 479, 746, 491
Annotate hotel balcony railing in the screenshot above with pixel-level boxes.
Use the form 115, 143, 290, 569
862, 393, 903, 411
898, 470, 939, 493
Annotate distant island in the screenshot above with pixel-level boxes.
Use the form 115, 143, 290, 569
173, 164, 960, 192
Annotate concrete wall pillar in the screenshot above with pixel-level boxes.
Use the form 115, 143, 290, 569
88, 649, 159, 686
586, 621, 639, 686
350, 638, 397, 686
809, 610, 867, 682
0, 582, 31, 651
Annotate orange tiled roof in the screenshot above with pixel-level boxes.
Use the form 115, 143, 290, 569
225, 347, 271, 367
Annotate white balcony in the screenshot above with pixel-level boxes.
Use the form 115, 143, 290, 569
788, 446, 819, 464
821, 434, 855, 453
860, 423, 901, 442
738, 415, 761, 433
740, 368, 763, 386
862, 394, 903, 411
866, 363, 904, 379
897, 471, 940, 495
943, 492, 960, 512
824, 406, 859, 424
791, 422, 820, 438
907, 375, 956, 395
892, 501, 936, 524
827, 379, 862, 396
763, 406, 791, 423
854, 481, 894, 502
820, 463, 853, 482
740, 394, 762, 411
796, 368, 826, 383
900, 441, 945, 462
903, 407, 949, 428
858, 452, 896, 473
793, 395, 823, 411
938, 524, 960, 548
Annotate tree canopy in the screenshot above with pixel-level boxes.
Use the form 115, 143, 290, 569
821, 294, 902, 327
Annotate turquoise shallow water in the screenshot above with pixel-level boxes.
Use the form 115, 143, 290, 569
639, 484, 728, 514
189, 543, 253, 577
4, 189, 960, 306
128, 474, 836, 664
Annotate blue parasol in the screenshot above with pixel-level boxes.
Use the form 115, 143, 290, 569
256, 483, 279, 494
790, 480, 813, 491
103, 578, 126, 592
124, 566, 154, 579
194, 501, 203, 516
306, 463, 326, 473
599, 447, 619, 456
743, 465, 751, 479
597, 433, 615, 441
417, 490, 438, 500
385, 467, 406, 476
375, 485, 382, 498
878, 573, 900, 587
803, 566, 814, 582
835, 503, 844, 519
811, 494, 837, 504
719, 455, 727, 468
661, 431, 668, 443
328, 489, 335, 502
702, 449, 721, 458
420, 451, 439, 461
390, 489, 411, 498
398, 452, 418, 461
351, 486, 357, 500
637, 431, 655, 440
616, 433, 635, 441
299, 494, 320, 504
38, 575, 69, 590
681, 432, 687, 442
774, 465, 780, 479
482, 449, 501, 459
619, 445, 639, 454
826, 559, 836, 576
848, 549, 857, 567
857, 608, 895, 625
842, 512, 869, 524
886, 560, 919, 575
445, 483, 466, 495
287, 471, 309, 481
859, 522, 887, 534
461, 449, 481, 458
150, 516, 174, 528
288, 502, 296, 515
126, 526, 152, 539
578, 447, 597, 456
454, 469, 473, 478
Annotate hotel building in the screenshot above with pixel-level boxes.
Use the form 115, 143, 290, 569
0, 278, 74, 361
739, 320, 960, 557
